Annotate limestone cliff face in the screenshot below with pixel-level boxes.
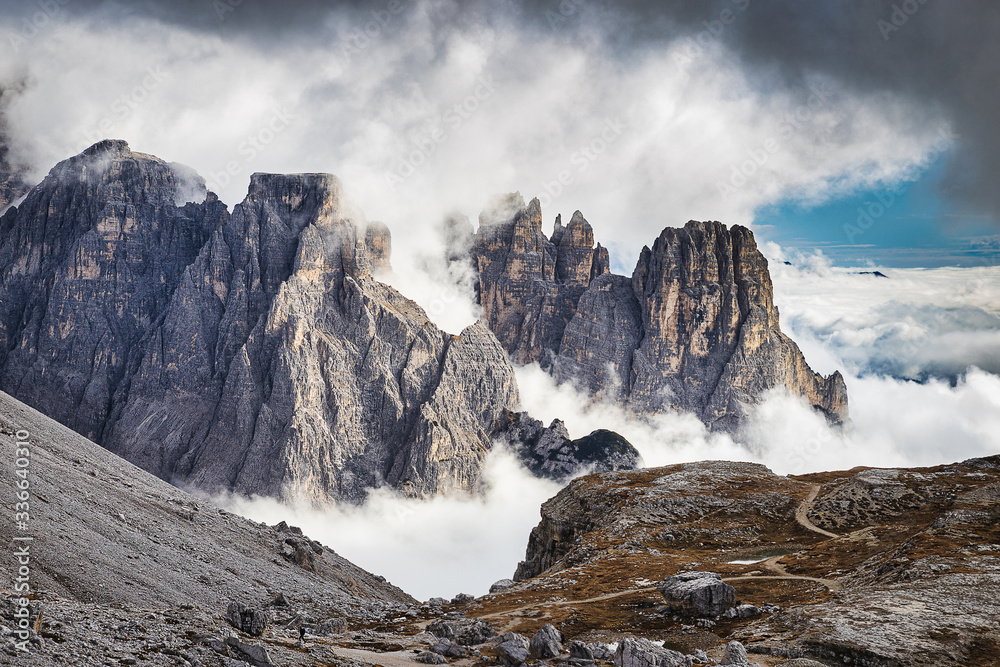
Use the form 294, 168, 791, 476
471, 193, 609, 367
0, 142, 520, 502
471, 199, 847, 429
364, 221, 392, 274
495, 410, 640, 480
620, 222, 847, 429
0, 140, 217, 441
103, 170, 520, 502
0, 86, 28, 210
0, 136, 26, 210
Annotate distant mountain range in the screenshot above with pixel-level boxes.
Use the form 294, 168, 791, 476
0, 140, 845, 503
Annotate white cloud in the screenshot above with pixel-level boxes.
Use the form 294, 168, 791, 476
1, 2, 952, 328
4, 2, 996, 602
764, 246, 1000, 379
743, 370, 1000, 474
211, 445, 562, 602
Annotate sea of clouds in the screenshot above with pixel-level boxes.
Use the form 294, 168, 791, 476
215, 258, 1000, 601
4, 0, 997, 602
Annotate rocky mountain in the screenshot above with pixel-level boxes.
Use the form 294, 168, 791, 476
0, 141, 528, 503
0, 86, 28, 210
466, 457, 1000, 666
0, 389, 415, 665
495, 410, 640, 480
11, 378, 995, 667
471, 195, 610, 367
470, 194, 847, 431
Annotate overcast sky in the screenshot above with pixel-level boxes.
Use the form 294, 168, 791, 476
3, 0, 999, 600
1, 0, 998, 274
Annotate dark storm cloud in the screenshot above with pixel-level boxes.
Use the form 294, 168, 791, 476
528, 0, 1000, 222
1, 0, 997, 222
713, 0, 1000, 222
23, 0, 996, 221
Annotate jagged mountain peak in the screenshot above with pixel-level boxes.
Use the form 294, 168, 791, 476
566, 209, 590, 229
471, 200, 847, 429
478, 191, 528, 228
35, 139, 209, 209
246, 171, 341, 207
0, 143, 526, 503
79, 137, 132, 158
471, 195, 610, 366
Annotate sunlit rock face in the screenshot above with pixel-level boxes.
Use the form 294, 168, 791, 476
0, 140, 219, 441
470, 196, 847, 430
471, 193, 610, 368
0, 142, 521, 503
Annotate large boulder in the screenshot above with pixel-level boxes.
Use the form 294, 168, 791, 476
430, 639, 467, 658
613, 637, 691, 667
529, 623, 563, 659
225, 602, 269, 637
496, 632, 530, 666
657, 572, 736, 617
490, 579, 515, 593
224, 638, 275, 667
721, 640, 749, 665
428, 618, 495, 646
569, 640, 594, 661
416, 651, 448, 664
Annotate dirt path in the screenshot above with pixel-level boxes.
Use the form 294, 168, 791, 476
475, 586, 659, 631
477, 586, 659, 619
724, 555, 842, 592
722, 574, 840, 591
471, 485, 842, 630
795, 484, 840, 539
328, 646, 470, 667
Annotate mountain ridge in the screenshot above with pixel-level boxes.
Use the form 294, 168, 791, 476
469, 193, 848, 430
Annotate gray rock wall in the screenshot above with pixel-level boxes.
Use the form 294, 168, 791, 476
0, 142, 521, 503
470, 197, 848, 430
